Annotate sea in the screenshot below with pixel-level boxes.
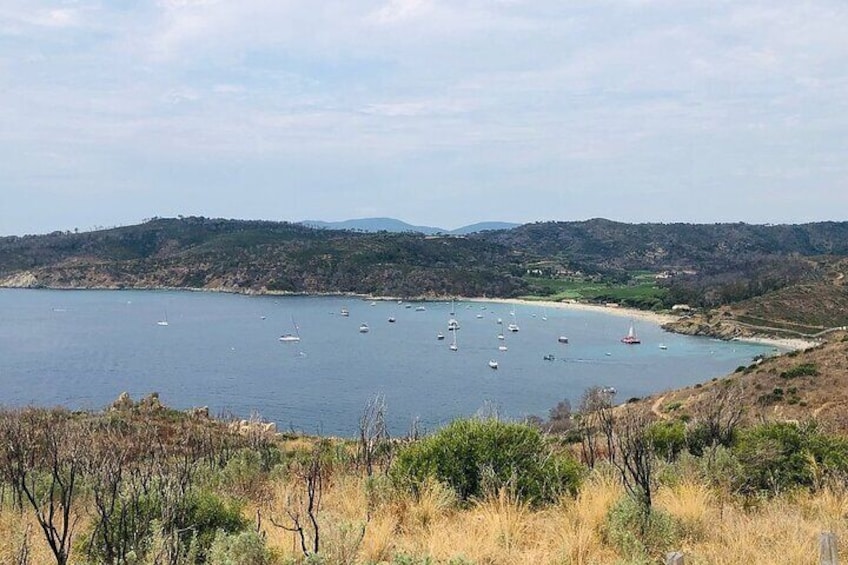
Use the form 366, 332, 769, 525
0, 289, 774, 436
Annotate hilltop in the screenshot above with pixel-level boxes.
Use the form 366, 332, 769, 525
3, 217, 848, 336
0, 217, 527, 298
299, 217, 519, 234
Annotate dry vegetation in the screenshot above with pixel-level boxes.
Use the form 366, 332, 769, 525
4, 458, 848, 564
4, 364, 848, 565
645, 332, 848, 430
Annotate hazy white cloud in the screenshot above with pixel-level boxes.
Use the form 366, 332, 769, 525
1, 1, 847, 234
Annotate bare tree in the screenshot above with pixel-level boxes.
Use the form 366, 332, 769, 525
611, 406, 656, 521
0, 409, 83, 565
576, 387, 615, 468
269, 445, 326, 557
701, 380, 744, 448
358, 394, 390, 477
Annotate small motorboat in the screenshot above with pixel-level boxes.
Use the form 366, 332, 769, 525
437, 333, 445, 340
388, 317, 396, 323
488, 360, 499, 369
543, 354, 556, 361
358, 323, 369, 333
558, 336, 569, 344
658, 343, 668, 350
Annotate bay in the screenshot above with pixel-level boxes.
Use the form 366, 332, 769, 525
0, 289, 772, 436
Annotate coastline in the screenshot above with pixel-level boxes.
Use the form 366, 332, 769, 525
731, 335, 821, 352
469, 297, 679, 325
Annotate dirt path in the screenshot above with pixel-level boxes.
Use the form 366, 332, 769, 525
651, 395, 667, 420
814, 401, 833, 418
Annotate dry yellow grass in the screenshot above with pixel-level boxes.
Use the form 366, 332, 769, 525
5, 465, 848, 564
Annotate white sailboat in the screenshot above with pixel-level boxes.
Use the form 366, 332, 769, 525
449, 330, 458, 351
157, 310, 169, 326
279, 316, 302, 342
507, 310, 519, 332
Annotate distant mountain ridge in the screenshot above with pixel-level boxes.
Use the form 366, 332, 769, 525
299, 217, 520, 234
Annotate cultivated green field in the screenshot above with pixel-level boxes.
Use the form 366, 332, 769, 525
523, 274, 668, 310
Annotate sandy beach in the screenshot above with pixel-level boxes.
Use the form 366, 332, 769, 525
470, 297, 679, 325
731, 335, 821, 352
471, 297, 819, 351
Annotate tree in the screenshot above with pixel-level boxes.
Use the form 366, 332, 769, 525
0, 409, 83, 565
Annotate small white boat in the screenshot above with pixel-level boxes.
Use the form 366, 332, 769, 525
448, 319, 460, 331
279, 334, 300, 342
437, 333, 445, 340
280, 316, 302, 342
496, 318, 503, 325
449, 332, 458, 351
388, 317, 396, 323
488, 360, 499, 369
543, 354, 555, 361
157, 310, 169, 326
476, 314, 484, 319
507, 323, 519, 332
497, 333, 505, 340
341, 308, 350, 317
358, 323, 369, 333
558, 336, 569, 344
370, 301, 377, 306
415, 306, 426, 312
658, 344, 668, 350
602, 386, 616, 395
498, 345, 508, 352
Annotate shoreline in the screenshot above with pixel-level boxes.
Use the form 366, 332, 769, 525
731, 335, 821, 352
467, 297, 679, 325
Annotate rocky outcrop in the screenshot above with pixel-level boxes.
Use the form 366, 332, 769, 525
662, 312, 751, 340
0, 271, 39, 288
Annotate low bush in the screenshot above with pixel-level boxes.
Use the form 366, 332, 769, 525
733, 422, 848, 495
390, 418, 582, 504
647, 421, 687, 462
604, 496, 679, 562
208, 529, 273, 565
780, 363, 819, 379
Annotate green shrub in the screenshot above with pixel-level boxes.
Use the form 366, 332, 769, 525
780, 363, 819, 379
208, 529, 273, 565
175, 490, 249, 562
733, 422, 848, 495
647, 421, 687, 462
390, 418, 582, 504
604, 496, 679, 562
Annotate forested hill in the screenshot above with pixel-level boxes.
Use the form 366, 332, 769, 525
3, 216, 848, 302
474, 219, 848, 272
0, 217, 527, 297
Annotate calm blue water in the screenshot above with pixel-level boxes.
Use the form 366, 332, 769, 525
0, 289, 773, 436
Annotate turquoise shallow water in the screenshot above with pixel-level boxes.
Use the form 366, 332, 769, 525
0, 289, 773, 436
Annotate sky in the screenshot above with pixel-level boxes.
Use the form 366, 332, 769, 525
2, 1, 848, 235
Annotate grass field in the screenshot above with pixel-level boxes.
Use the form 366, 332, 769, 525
523, 274, 668, 309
